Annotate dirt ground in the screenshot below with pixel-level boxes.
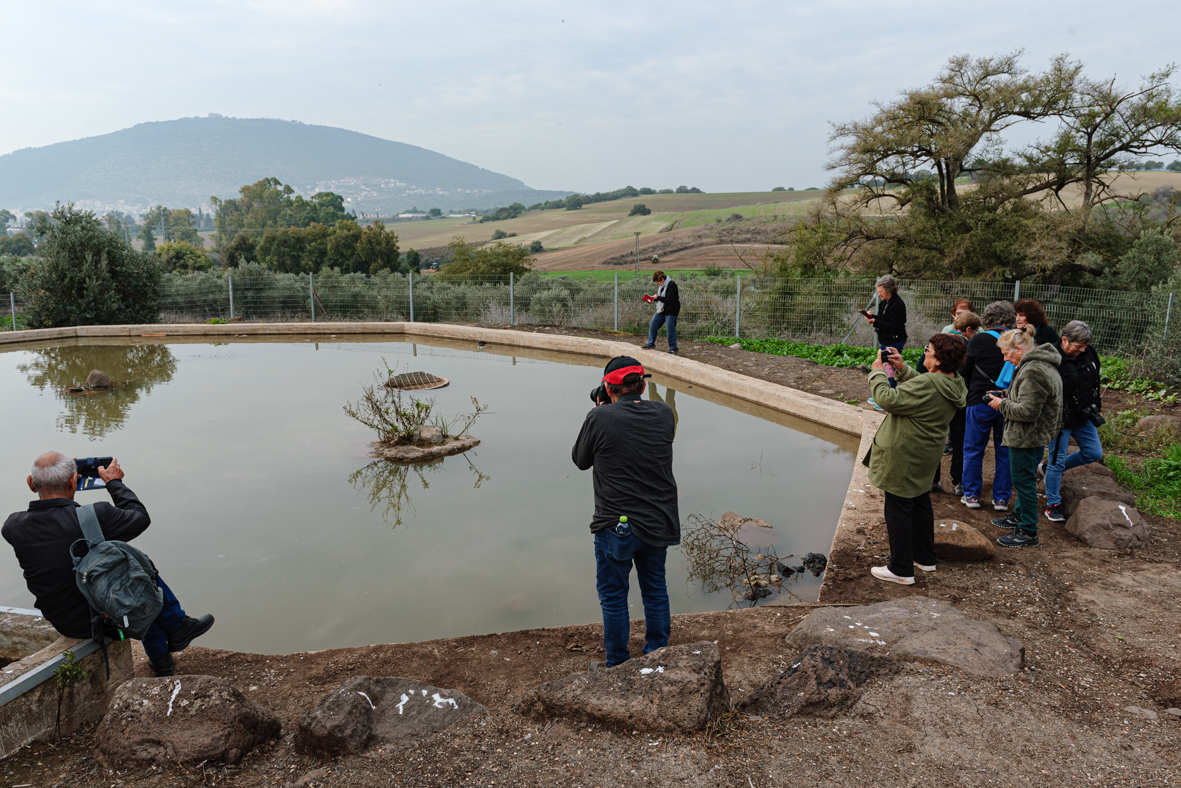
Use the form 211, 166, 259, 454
4, 331, 1180, 787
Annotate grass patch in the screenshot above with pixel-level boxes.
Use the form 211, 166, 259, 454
0, 314, 26, 330
705, 336, 924, 368
1108, 442, 1181, 520
1100, 355, 1177, 402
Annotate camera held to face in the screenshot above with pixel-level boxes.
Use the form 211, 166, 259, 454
75, 456, 113, 491
590, 384, 610, 406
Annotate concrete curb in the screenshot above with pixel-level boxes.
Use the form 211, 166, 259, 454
0, 321, 882, 599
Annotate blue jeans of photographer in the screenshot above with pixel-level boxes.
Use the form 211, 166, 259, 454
1044, 422, 1104, 507
646, 313, 677, 351
142, 576, 187, 661
594, 521, 670, 667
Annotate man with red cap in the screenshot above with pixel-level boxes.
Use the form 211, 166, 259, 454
572, 356, 680, 669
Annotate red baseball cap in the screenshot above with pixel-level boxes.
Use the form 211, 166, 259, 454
601, 355, 651, 385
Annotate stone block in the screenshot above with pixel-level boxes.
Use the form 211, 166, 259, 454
934, 520, 994, 562
1065, 497, 1152, 550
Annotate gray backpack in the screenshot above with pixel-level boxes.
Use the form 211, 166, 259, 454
69, 503, 163, 641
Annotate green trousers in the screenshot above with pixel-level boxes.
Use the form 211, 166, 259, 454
1009, 446, 1042, 533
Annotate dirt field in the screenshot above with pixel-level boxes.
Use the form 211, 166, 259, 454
4, 330, 1179, 787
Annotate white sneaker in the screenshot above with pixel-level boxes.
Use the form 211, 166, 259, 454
915, 563, 936, 573
871, 566, 915, 585
992, 499, 1009, 511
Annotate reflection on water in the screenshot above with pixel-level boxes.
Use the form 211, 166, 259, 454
349, 454, 491, 530
648, 383, 678, 435
17, 344, 177, 438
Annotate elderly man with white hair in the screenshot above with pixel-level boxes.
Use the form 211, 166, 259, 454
2, 452, 214, 676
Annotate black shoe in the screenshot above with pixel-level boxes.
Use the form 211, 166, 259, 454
943, 440, 953, 456
998, 530, 1039, 548
1045, 504, 1066, 522
167, 614, 215, 652
640, 344, 656, 350
149, 652, 175, 677
667, 348, 679, 355
991, 514, 1020, 529
931, 481, 943, 494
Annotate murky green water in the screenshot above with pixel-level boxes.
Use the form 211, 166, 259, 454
0, 336, 854, 654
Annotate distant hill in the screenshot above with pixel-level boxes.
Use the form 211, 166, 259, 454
0, 117, 571, 214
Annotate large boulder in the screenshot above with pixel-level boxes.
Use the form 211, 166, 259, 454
1060, 464, 1134, 518
514, 642, 730, 733
1137, 414, 1181, 434
934, 520, 994, 562
85, 369, 111, 389
295, 676, 486, 756
94, 676, 280, 767
784, 598, 1023, 677
1065, 497, 1152, 550
738, 646, 899, 718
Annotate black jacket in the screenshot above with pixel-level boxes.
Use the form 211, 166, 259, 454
655, 280, 680, 317
572, 394, 680, 547
958, 327, 1009, 408
2, 481, 151, 638
1033, 324, 1060, 348
874, 294, 907, 346
1057, 345, 1102, 429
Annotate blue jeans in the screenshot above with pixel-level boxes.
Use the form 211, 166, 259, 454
1044, 422, 1104, 506
594, 523, 670, 667
647, 313, 677, 350
142, 576, 187, 660
880, 342, 906, 388
963, 402, 1011, 502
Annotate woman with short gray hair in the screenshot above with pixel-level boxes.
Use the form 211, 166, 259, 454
1043, 320, 1104, 523
862, 274, 907, 399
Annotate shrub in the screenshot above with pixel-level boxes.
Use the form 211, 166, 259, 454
629, 204, 652, 216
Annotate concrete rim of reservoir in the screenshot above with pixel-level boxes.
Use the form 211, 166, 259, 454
0, 321, 883, 596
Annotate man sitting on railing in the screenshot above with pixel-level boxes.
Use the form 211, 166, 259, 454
3, 452, 214, 677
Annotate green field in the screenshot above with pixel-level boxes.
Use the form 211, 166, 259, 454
537, 269, 713, 282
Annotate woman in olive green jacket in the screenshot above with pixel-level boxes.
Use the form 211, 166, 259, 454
866, 334, 968, 585
985, 326, 1063, 548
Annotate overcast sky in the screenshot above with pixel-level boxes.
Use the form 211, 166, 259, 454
1, 1, 1175, 193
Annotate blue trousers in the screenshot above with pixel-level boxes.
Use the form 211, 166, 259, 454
963, 403, 1011, 502
1044, 422, 1104, 506
142, 576, 186, 660
594, 524, 670, 667
647, 313, 677, 350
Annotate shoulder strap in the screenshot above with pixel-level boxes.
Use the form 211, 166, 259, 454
984, 329, 1002, 339
76, 503, 104, 544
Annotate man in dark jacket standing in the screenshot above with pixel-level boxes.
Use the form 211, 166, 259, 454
958, 301, 1016, 511
3, 452, 214, 676
573, 357, 679, 668
1043, 320, 1105, 522
642, 270, 680, 354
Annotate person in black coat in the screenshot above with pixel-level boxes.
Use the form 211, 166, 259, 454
3, 453, 214, 676
1043, 320, 1105, 522
642, 270, 680, 354
863, 274, 907, 395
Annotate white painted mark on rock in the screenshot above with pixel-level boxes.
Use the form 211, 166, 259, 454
432, 693, 459, 709
639, 666, 666, 676
396, 693, 410, 715
1118, 505, 1136, 528
357, 691, 376, 710
166, 681, 182, 717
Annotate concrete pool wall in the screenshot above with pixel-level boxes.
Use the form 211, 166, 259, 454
0, 321, 881, 597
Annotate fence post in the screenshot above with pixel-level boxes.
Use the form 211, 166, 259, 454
309, 272, 315, 321
1013, 280, 1021, 302
735, 275, 742, 338
510, 272, 514, 325
409, 272, 415, 323
614, 273, 619, 331
1166, 293, 1174, 340
9, 293, 15, 331
228, 276, 234, 320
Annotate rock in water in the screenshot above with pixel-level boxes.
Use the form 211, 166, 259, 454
1065, 497, 1152, 550
85, 369, 111, 389
1059, 464, 1134, 518
411, 424, 445, 445
738, 645, 899, 718
296, 676, 485, 756
94, 676, 280, 767
514, 642, 730, 732
784, 597, 1024, 677
934, 520, 994, 561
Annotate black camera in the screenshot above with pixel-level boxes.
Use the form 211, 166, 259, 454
590, 384, 610, 406
986, 390, 1007, 400
880, 348, 891, 363
1079, 404, 1106, 427
75, 457, 113, 491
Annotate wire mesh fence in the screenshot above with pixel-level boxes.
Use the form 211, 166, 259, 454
3, 270, 1178, 379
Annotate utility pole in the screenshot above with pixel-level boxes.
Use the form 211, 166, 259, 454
634, 232, 641, 278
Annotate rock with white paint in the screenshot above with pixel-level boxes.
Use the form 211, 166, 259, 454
513, 642, 730, 732
933, 520, 994, 562
1059, 464, 1134, 518
295, 676, 485, 756
94, 675, 280, 767
784, 597, 1024, 677
1065, 497, 1152, 550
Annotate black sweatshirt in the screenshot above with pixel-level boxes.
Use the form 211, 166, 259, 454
1058, 345, 1102, 429
874, 294, 907, 345
655, 280, 680, 317
572, 394, 680, 547
958, 327, 1009, 408
2, 480, 151, 638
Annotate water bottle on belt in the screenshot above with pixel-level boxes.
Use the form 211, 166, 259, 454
613, 516, 631, 536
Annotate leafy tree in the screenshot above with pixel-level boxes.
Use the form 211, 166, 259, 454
137, 223, 156, 252
490, 229, 509, 240
529, 240, 545, 253
628, 203, 651, 216
565, 195, 584, 210
771, 187, 786, 192
23, 211, 51, 241
0, 209, 14, 234
211, 178, 349, 244
436, 237, 533, 282
1115, 228, 1181, 292
1169, 160, 1181, 172
157, 241, 214, 272
352, 221, 401, 275
16, 205, 160, 327
657, 189, 675, 194
429, 208, 442, 217
0, 233, 36, 257
222, 232, 258, 267
674, 186, 703, 194
405, 248, 421, 273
